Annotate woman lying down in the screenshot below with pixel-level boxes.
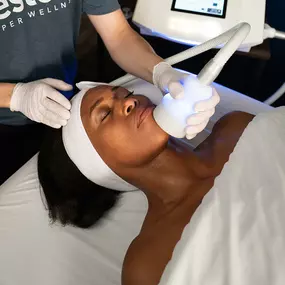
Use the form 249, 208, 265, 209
39, 85, 285, 285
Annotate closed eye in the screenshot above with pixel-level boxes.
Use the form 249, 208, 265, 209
101, 91, 134, 122
101, 110, 111, 122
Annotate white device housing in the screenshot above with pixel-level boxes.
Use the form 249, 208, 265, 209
133, 0, 266, 48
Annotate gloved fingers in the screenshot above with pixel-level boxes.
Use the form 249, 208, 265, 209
43, 97, 71, 121
41, 78, 73, 92
31, 106, 44, 124
40, 108, 68, 128
176, 72, 189, 83
185, 119, 209, 136
186, 133, 197, 140
187, 108, 215, 125
41, 116, 62, 129
168, 81, 184, 99
181, 72, 189, 80
194, 89, 220, 112
45, 87, 72, 111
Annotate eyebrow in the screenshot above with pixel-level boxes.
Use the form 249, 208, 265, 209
89, 86, 120, 115
89, 97, 103, 115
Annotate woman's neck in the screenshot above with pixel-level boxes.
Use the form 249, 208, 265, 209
123, 139, 213, 209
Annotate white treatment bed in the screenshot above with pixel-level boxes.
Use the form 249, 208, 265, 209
0, 78, 274, 285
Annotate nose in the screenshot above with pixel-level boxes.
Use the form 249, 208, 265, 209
123, 97, 138, 116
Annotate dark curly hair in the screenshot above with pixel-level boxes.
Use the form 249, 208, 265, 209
38, 128, 121, 229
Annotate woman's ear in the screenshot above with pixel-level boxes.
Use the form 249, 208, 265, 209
76, 81, 110, 90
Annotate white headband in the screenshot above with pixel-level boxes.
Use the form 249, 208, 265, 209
62, 88, 137, 192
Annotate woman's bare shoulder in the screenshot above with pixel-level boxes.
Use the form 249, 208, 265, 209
215, 110, 254, 146
197, 111, 254, 171
212, 111, 254, 137
214, 111, 254, 149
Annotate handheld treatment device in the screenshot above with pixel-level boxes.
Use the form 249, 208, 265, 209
111, 23, 251, 138
153, 23, 250, 138
109, 0, 285, 138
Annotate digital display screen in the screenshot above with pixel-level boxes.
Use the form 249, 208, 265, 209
172, 0, 228, 18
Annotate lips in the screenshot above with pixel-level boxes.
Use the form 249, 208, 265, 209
137, 106, 153, 128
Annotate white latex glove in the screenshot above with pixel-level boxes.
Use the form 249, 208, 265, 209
153, 62, 220, 140
153, 61, 189, 99
185, 89, 220, 140
10, 78, 73, 128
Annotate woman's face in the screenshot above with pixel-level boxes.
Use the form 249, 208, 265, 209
81, 85, 169, 169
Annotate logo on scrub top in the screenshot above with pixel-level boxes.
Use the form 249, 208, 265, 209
0, 0, 72, 32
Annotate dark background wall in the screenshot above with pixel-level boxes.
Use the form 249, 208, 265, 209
256, 0, 285, 106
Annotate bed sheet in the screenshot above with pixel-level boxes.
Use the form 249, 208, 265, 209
0, 78, 273, 285
0, 155, 148, 285
159, 107, 285, 285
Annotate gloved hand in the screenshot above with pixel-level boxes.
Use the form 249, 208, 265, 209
153, 62, 220, 140
10, 78, 73, 128
153, 61, 189, 99
185, 88, 220, 140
